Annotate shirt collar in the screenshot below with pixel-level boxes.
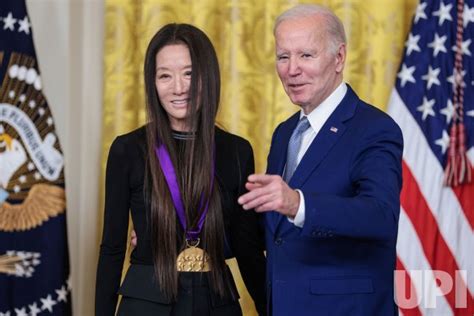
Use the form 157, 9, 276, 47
299, 82, 347, 132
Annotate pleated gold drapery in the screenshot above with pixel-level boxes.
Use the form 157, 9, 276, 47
101, 1, 417, 315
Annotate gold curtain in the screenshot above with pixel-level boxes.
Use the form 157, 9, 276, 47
101, 0, 417, 315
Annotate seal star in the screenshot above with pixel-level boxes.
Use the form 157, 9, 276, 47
3, 12, 17, 31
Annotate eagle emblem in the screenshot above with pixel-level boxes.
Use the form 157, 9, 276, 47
0, 52, 66, 233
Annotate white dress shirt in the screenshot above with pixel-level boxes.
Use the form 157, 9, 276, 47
287, 82, 348, 227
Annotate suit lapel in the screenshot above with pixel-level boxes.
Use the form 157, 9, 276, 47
275, 86, 360, 234
268, 113, 300, 176
266, 113, 300, 232
288, 118, 346, 189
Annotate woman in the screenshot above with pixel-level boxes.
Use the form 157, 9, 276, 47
95, 23, 266, 315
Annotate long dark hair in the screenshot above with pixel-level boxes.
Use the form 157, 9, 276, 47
143, 23, 228, 301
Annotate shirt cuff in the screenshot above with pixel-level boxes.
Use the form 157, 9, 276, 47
287, 189, 305, 227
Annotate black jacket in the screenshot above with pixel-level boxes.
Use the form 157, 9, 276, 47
95, 126, 266, 315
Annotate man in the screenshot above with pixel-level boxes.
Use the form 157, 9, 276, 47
238, 4, 403, 316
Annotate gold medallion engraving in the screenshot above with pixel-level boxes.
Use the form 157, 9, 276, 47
176, 238, 211, 272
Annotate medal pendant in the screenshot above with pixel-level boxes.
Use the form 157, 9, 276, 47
176, 239, 211, 272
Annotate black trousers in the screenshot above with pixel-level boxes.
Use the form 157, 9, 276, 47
116, 266, 242, 316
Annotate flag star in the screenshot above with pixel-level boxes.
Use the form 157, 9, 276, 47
447, 69, 466, 88
56, 286, 68, 302
3, 12, 17, 31
417, 97, 436, 120
397, 64, 416, 87
415, 2, 428, 23
467, 110, 474, 117
463, 4, 474, 27
47, 117, 53, 126
13, 308, 27, 316
452, 39, 472, 56
422, 66, 441, 89
428, 33, 448, 56
0, 312, 11, 316
28, 303, 41, 316
433, 2, 453, 26
435, 130, 450, 154
440, 100, 455, 124
17, 16, 30, 34
405, 33, 421, 56
40, 295, 57, 312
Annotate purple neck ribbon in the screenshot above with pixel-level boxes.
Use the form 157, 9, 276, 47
154, 143, 214, 241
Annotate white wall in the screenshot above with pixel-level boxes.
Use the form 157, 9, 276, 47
27, 0, 104, 314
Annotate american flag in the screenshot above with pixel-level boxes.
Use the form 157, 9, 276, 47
387, 0, 474, 315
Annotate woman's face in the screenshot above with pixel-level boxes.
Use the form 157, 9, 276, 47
155, 44, 192, 131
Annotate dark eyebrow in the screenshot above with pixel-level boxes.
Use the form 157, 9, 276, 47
156, 65, 192, 72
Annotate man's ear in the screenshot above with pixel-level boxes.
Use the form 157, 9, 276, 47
335, 43, 346, 73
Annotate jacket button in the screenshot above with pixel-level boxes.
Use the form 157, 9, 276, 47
274, 238, 282, 245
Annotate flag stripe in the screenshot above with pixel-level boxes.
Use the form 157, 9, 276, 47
388, 90, 474, 294
396, 257, 423, 316
396, 207, 453, 315
401, 161, 474, 313
451, 164, 474, 230
468, 148, 474, 165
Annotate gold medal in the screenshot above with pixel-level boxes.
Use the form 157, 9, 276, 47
176, 238, 211, 272
156, 144, 214, 272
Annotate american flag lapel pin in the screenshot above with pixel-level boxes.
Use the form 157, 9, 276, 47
330, 126, 338, 133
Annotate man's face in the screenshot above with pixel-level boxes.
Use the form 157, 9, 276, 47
275, 15, 345, 114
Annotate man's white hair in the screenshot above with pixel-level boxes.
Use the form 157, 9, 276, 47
274, 4, 347, 54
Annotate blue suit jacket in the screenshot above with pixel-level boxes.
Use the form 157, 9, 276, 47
265, 86, 403, 316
